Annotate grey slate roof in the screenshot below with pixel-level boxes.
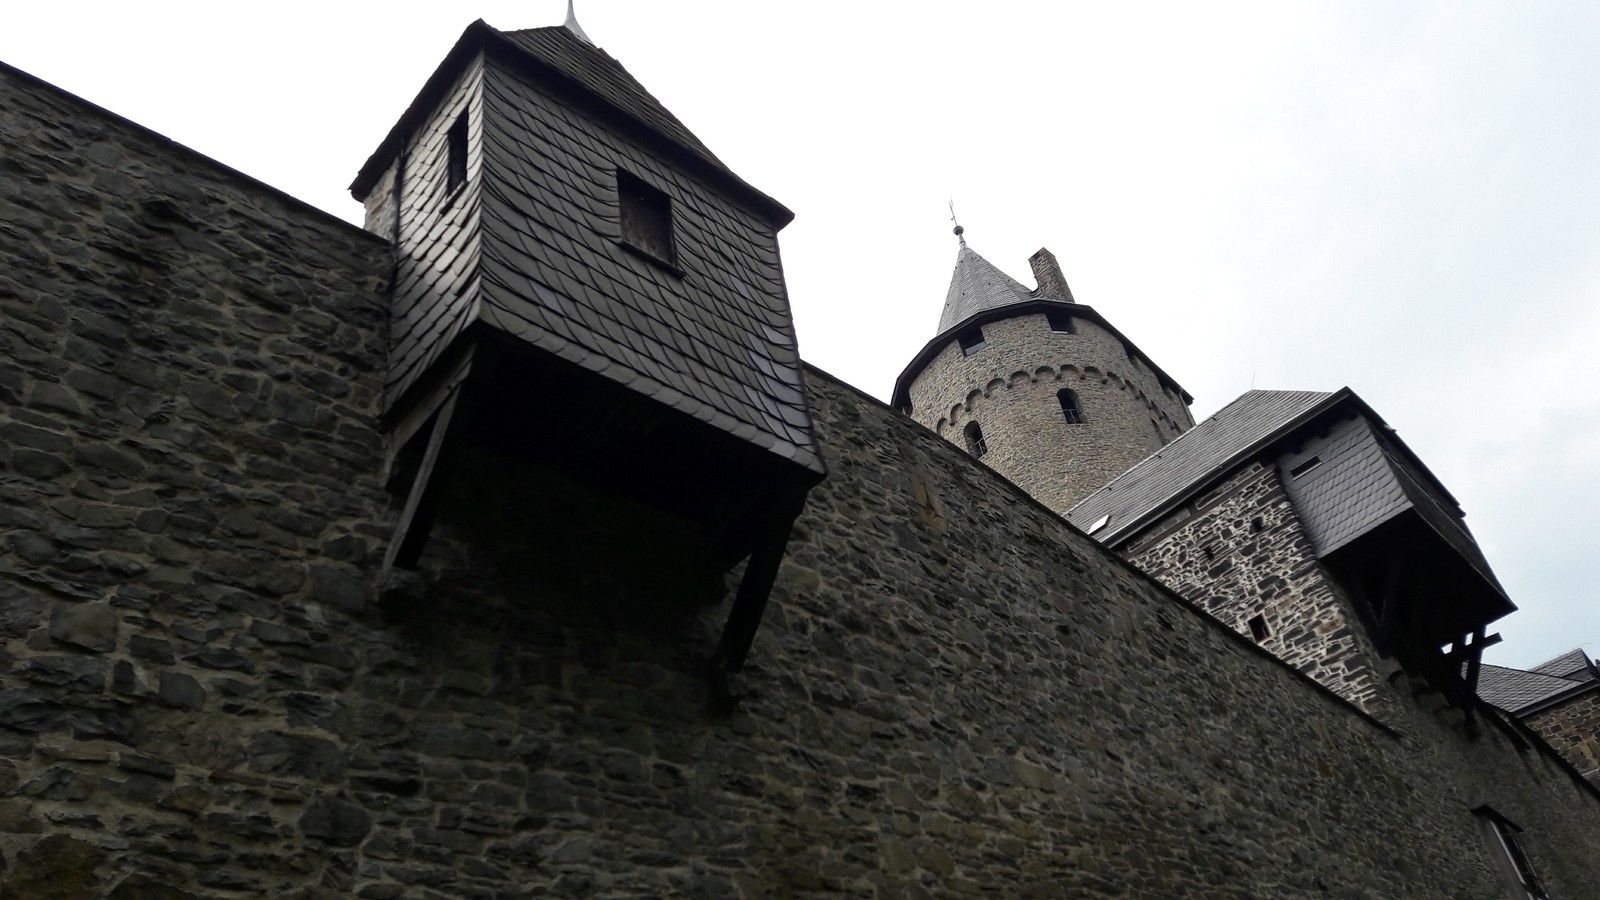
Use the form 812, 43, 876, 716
1067, 390, 1336, 542
936, 244, 1035, 333
1477, 663, 1592, 713
1529, 648, 1595, 681
497, 27, 731, 179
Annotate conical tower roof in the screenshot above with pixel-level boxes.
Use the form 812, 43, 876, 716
937, 244, 1034, 333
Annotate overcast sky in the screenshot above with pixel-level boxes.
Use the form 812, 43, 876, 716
4, 1, 1595, 668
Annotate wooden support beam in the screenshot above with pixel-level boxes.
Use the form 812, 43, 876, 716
708, 488, 807, 710
383, 385, 463, 575
1462, 625, 1489, 736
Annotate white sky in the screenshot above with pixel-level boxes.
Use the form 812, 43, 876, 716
4, 1, 1596, 668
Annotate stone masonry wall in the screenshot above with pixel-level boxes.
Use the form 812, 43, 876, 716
1526, 689, 1600, 782
5, 60, 1600, 899
907, 311, 1193, 514
1124, 460, 1390, 715
0, 62, 393, 897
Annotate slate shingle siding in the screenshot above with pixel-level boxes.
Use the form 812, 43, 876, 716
1277, 413, 1409, 557
369, 55, 485, 413
476, 53, 817, 469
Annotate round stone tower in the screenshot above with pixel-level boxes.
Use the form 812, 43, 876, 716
892, 236, 1195, 514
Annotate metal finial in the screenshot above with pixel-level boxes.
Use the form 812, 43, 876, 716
564, 0, 594, 44
949, 200, 966, 247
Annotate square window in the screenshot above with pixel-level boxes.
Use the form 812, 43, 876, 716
1248, 614, 1270, 643
957, 327, 986, 355
618, 171, 675, 264
1046, 309, 1075, 333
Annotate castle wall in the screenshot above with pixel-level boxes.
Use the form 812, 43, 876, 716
5, 59, 1600, 899
1526, 690, 1600, 782
1123, 460, 1390, 715
906, 311, 1191, 513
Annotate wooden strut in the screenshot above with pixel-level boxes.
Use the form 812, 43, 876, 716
708, 489, 806, 710
383, 385, 463, 576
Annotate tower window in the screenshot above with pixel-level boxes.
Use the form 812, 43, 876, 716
963, 421, 988, 458
957, 327, 986, 355
1247, 614, 1270, 643
1046, 309, 1075, 333
445, 112, 468, 195
1058, 389, 1085, 424
617, 171, 675, 264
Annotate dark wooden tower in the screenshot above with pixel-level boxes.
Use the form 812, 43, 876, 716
350, 19, 824, 689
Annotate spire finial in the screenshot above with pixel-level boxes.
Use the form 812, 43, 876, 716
949, 200, 966, 247
564, 0, 594, 44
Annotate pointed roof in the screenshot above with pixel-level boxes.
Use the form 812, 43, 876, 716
937, 244, 1035, 333
496, 25, 731, 177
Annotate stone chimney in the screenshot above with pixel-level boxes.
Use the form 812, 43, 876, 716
1029, 248, 1075, 303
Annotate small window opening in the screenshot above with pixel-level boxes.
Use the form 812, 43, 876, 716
1058, 389, 1085, 424
963, 421, 988, 458
957, 327, 986, 355
445, 112, 468, 195
1289, 455, 1322, 479
618, 171, 675, 264
1247, 614, 1270, 643
1046, 309, 1075, 333
1250, 516, 1265, 533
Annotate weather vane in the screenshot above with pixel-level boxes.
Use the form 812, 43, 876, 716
949, 200, 966, 246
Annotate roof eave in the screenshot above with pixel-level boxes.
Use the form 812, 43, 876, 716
892, 299, 1195, 410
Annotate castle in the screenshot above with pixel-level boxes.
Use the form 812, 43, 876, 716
1, 12, 1599, 898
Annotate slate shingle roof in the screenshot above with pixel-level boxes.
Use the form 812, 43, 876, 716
1529, 648, 1595, 681
1477, 663, 1592, 713
1067, 390, 1336, 542
497, 27, 731, 179
936, 245, 1036, 334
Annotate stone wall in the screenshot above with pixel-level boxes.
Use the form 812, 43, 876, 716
1123, 461, 1389, 715
1526, 688, 1600, 783
0, 61, 393, 897
906, 311, 1192, 514
5, 59, 1600, 899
